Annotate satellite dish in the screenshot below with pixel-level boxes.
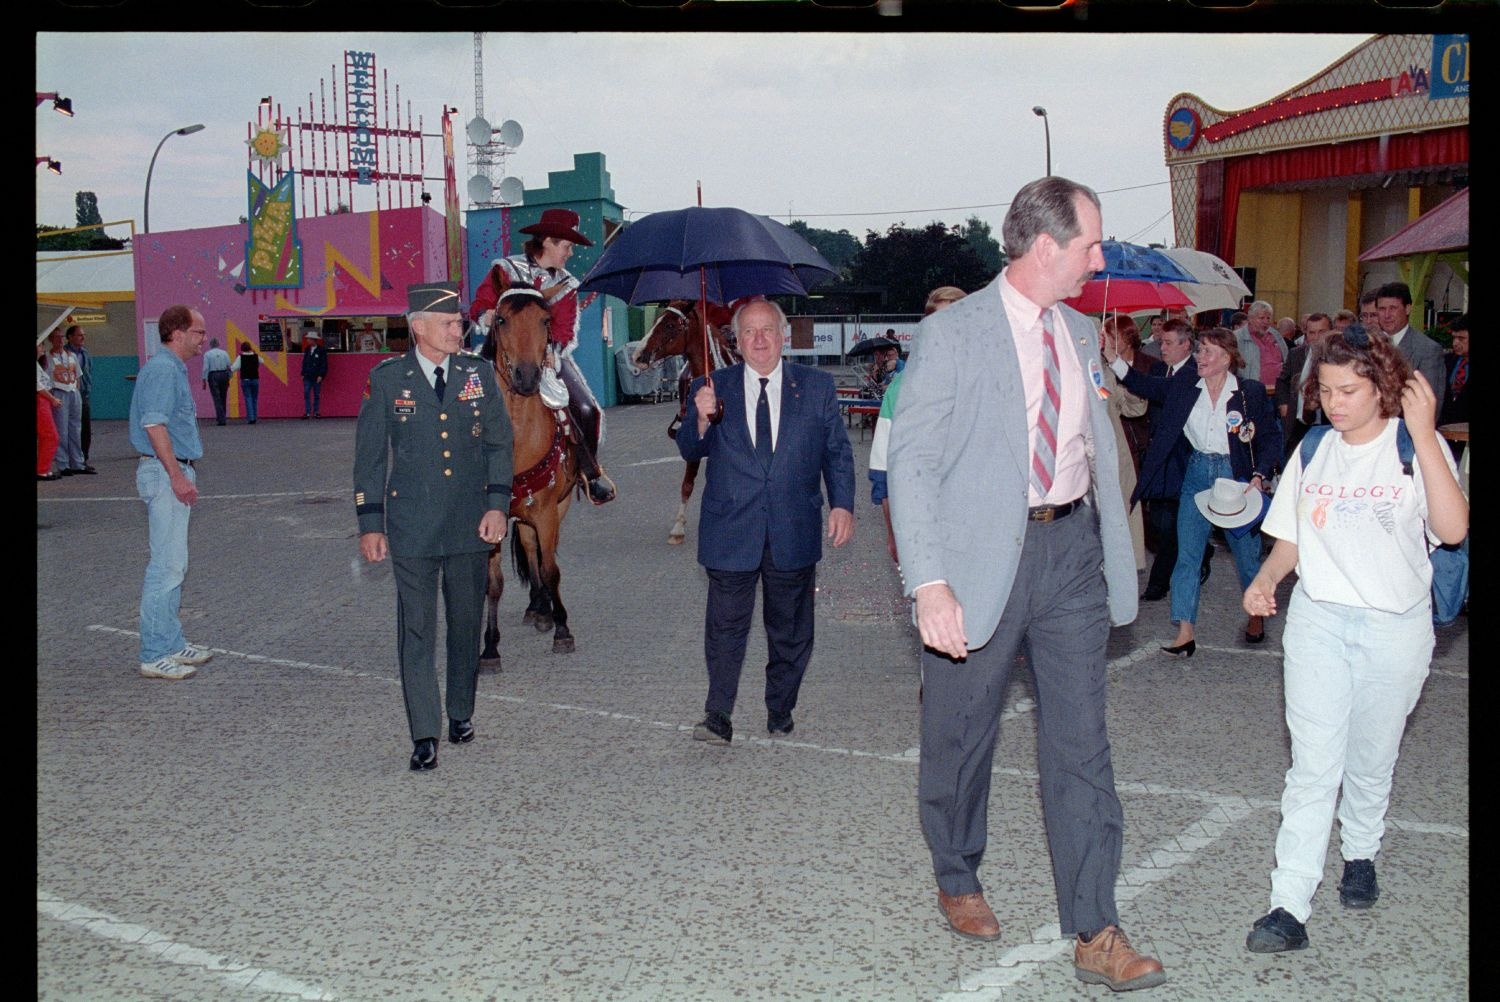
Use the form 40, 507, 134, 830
467, 174, 494, 204
497, 176, 524, 205
465, 116, 492, 146
497, 119, 523, 148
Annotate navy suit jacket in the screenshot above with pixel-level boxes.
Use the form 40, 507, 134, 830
1441, 353, 1470, 425
1120, 365, 1281, 507
678, 362, 855, 572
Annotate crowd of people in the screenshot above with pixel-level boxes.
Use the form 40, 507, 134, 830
62, 180, 1467, 994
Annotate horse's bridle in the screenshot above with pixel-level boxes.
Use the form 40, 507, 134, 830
491, 287, 548, 396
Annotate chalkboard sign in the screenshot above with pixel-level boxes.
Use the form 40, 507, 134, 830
258, 321, 283, 352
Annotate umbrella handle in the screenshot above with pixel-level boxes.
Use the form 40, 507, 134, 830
703, 372, 725, 424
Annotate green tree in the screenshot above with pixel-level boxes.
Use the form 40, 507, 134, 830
958, 215, 1004, 275
788, 220, 861, 276
37, 191, 125, 251
840, 222, 994, 314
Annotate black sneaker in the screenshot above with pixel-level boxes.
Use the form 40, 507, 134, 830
692, 711, 732, 745
1339, 858, 1379, 909
1246, 908, 1309, 953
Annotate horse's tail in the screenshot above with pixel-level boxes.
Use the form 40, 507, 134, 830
510, 530, 535, 591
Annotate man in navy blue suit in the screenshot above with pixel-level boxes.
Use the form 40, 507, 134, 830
677, 299, 855, 744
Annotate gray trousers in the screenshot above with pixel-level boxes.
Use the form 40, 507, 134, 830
918, 506, 1123, 937
392, 551, 488, 742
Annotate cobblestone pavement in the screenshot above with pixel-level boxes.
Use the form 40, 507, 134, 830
38, 399, 1467, 1001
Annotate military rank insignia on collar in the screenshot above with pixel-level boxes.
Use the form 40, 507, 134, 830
458, 372, 484, 401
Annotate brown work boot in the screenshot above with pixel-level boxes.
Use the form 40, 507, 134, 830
1074, 925, 1166, 991
937, 889, 1002, 942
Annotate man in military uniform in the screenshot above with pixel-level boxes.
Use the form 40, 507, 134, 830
354, 282, 514, 771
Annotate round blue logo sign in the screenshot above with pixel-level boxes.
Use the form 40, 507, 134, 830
1167, 106, 1201, 153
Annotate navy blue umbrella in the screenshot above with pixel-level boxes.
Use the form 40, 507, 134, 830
578, 206, 836, 305
1095, 240, 1196, 284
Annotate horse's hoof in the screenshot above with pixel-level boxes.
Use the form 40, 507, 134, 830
478, 657, 501, 674
553, 637, 575, 654
522, 610, 539, 626
668, 533, 685, 545
533, 616, 554, 633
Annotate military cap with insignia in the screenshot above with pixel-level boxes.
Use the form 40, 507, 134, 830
407, 282, 463, 315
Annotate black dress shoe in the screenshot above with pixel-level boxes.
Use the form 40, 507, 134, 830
77, 465, 98, 475
1161, 640, 1196, 658
1141, 584, 1168, 601
448, 718, 475, 744
37, 473, 63, 482
692, 712, 732, 745
767, 713, 794, 737
1199, 562, 1212, 585
409, 737, 438, 771
60, 468, 77, 476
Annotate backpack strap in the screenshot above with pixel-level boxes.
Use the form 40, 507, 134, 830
1394, 418, 1415, 477
1297, 423, 1334, 471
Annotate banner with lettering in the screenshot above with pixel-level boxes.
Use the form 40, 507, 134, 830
245, 170, 302, 289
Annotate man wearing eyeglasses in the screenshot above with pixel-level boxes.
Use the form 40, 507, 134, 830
678, 298, 855, 746
129, 305, 213, 680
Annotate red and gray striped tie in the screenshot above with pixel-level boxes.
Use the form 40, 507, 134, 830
1031, 313, 1061, 497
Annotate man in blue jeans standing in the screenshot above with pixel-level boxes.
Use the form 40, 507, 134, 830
128, 304, 215, 680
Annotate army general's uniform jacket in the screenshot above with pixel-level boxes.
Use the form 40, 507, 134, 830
353, 349, 513, 558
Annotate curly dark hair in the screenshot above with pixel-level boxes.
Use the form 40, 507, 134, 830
1301, 324, 1411, 417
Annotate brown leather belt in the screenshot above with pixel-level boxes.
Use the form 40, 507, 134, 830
1027, 498, 1081, 522
140, 455, 196, 468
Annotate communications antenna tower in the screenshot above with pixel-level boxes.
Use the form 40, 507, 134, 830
465, 31, 524, 208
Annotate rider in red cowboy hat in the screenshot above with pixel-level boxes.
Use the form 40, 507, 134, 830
471, 207, 615, 505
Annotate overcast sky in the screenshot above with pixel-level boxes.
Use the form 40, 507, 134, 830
37, 32, 1368, 247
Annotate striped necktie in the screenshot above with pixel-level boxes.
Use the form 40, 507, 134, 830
1031, 313, 1061, 498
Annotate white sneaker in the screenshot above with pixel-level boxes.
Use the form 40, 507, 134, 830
167, 644, 213, 666
140, 657, 198, 680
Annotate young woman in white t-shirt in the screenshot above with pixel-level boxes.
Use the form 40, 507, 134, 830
1239, 325, 1467, 953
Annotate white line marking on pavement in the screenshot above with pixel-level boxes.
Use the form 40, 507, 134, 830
625, 455, 687, 467
86, 624, 1469, 841
42, 489, 338, 503
37, 888, 337, 1000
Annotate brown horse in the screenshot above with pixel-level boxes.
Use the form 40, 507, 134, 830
629, 300, 740, 544
479, 282, 579, 663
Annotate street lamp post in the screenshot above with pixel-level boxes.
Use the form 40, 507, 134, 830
1032, 106, 1051, 177
144, 123, 206, 233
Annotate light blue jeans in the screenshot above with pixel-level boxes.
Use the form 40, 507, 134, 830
137, 458, 195, 661
1268, 585, 1433, 922
1169, 451, 1263, 625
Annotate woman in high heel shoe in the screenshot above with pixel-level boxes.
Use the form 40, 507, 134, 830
1102, 327, 1280, 656
1239, 325, 1466, 953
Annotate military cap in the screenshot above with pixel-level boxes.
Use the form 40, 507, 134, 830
407, 282, 463, 315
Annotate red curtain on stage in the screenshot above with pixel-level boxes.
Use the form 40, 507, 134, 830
1215, 126, 1469, 262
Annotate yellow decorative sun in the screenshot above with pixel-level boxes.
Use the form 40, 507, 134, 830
247, 125, 290, 164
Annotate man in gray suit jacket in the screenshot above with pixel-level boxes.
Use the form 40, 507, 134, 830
1375, 281, 1445, 395
354, 283, 514, 771
888, 177, 1165, 992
